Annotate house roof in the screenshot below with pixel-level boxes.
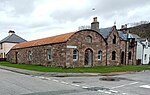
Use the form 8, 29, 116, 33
0, 34, 26, 43
129, 33, 141, 41
118, 31, 128, 40
99, 27, 112, 39
99, 27, 128, 40
13, 32, 75, 49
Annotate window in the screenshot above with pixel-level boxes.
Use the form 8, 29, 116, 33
86, 36, 92, 43
28, 51, 32, 61
128, 52, 132, 60
47, 49, 52, 61
73, 49, 78, 61
0, 44, 2, 49
144, 54, 147, 60
113, 35, 116, 44
98, 50, 102, 61
112, 51, 116, 60
0, 53, 2, 58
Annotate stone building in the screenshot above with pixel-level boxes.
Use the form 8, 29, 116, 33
7, 17, 136, 67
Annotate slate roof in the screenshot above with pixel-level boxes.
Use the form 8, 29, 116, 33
99, 27, 128, 40
13, 32, 75, 49
99, 27, 112, 39
129, 33, 141, 41
118, 31, 128, 40
0, 34, 26, 43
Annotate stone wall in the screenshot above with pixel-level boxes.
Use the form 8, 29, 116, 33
106, 27, 121, 65
7, 43, 67, 67
66, 30, 107, 67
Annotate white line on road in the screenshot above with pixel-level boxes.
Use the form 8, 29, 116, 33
109, 90, 118, 93
61, 81, 69, 85
111, 82, 139, 89
104, 91, 112, 94
71, 84, 80, 87
98, 90, 104, 92
44, 77, 51, 80
52, 79, 59, 82
140, 85, 150, 89
82, 86, 89, 89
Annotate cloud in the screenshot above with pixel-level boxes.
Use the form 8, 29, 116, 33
0, 0, 150, 41
0, 0, 36, 16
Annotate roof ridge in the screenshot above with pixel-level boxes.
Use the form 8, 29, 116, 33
13, 31, 76, 49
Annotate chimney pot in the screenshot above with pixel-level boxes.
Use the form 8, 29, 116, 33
93, 17, 97, 22
8, 30, 15, 35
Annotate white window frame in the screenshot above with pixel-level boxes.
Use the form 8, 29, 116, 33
98, 50, 102, 61
73, 49, 78, 61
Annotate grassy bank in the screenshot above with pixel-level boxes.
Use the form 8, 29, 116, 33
0, 61, 150, 73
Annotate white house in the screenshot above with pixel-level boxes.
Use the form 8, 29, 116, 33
0, 30, 26, 58
128, 34, 150, 64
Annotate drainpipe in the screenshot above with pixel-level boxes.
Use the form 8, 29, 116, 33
142, 45, 144, 64
106, 44, 108, 66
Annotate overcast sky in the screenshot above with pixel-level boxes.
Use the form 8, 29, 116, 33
0, 0, 150, 41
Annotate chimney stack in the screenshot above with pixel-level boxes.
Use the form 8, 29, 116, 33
8, 30, 15, 35
91, 17, 99, 32
120, 24, 128, 33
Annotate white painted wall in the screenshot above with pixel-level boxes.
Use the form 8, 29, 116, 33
0, 42, 17, 58
136, 42, 143, 60
136, 39, 150, 64
142, 46, 150, 64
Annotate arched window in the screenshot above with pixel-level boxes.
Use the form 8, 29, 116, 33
128, 52, 132, 60
47, 49, 52, 61
86, 36, 92, 43
98, 50, 102, 61
28, 51, 32, 61
73, 49, 78, 61
112, 51, 116, 60
113, 35, 116, 44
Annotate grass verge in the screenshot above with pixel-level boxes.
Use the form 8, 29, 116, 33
0, 61, 150, 73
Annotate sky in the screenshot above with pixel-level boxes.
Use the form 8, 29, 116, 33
0, 0, 150, 41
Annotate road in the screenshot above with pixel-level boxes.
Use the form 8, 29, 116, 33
0, 68, 150, 95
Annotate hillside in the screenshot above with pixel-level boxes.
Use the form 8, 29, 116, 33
129, 23, 150, 40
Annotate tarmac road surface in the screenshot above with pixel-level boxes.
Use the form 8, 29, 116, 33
0, 67, 150, 95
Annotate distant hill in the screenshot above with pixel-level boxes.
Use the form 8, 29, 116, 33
129, 23, 150, 40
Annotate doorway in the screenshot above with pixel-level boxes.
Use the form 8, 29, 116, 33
15, 52, 18, 64
121, 51, 124, 65
84, 49, 93, 66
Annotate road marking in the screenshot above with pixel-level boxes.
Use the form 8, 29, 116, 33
140, 85, 150, 89
38, 76, 45, 79
44, 77, 51, 80
82, 86, 88, 89
109, 90, 118, 93
52, 79, 59, 82
104, 91, 112, 94
111, 82, 139, 89
98, 90, 104, 92
71, 84, 80, 87
61, 81, 69, 85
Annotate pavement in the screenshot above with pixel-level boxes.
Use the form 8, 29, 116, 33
0, 65, 136, 77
